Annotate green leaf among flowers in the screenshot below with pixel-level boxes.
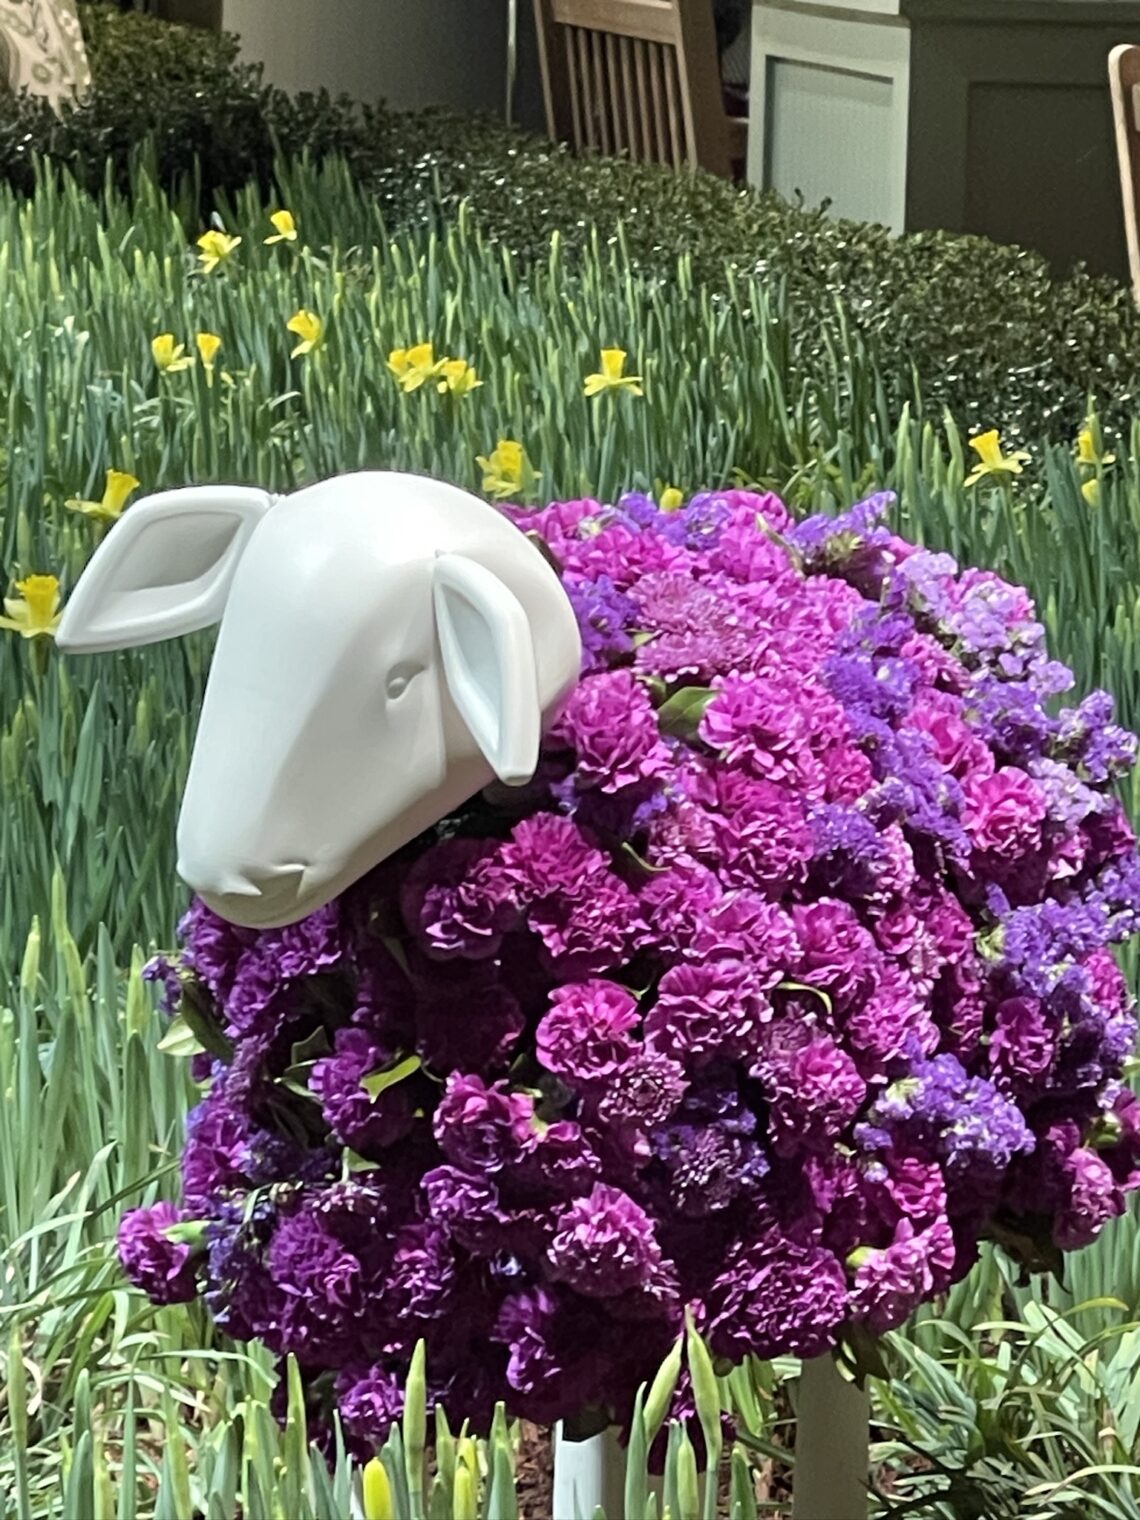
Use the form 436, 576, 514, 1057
655, 685, 716, 740
362, 1053, 422, 1099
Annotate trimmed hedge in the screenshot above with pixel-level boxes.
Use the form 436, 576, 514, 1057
365, 110, 1140, 445
3, 6, 1138, 443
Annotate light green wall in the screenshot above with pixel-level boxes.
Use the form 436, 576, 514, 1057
222, 0, 511, 114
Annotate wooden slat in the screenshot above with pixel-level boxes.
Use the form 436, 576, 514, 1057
606, 33, 626, 155
633, 36, 653, 160
648, 40, 668, 163
618, 34, 640, 159
1110, 44, 1140, 308
564, 27, 584, 150
550, 0, 678, 46
532, 0, 577, 146
575, 25, 596, 149
662, 45, 684, 167
590, 28, 612, 154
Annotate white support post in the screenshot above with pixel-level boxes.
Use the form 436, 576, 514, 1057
792, 1354, 871, 1520
552, 1423, 626, 1519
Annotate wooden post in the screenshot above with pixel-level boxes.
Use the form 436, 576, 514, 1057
1109, 45, 1140, 310
792, 1355, 870, 1520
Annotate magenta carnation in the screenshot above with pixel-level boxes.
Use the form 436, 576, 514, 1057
118, 1202, 200, 1304
537, 980, 640, 1086
131, 487, 1140, 1442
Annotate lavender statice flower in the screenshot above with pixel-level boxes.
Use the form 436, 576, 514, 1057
859, 1051, 1034, 1180
564, 573, 638, 674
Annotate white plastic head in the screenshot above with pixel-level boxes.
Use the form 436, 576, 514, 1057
56, 472, 582, 929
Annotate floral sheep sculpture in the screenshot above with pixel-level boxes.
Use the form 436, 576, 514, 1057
122, 487, 1140, 1454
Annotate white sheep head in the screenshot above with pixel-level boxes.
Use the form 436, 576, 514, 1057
56, 471, 582, 929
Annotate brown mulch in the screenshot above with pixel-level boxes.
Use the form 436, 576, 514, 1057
517, 1423, 556, 1517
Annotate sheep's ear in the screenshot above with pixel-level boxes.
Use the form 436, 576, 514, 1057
433, 552, 541, 786
56, 486, 275, 653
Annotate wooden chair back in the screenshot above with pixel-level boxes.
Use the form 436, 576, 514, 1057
532, 0, 733, 178
1110, 44, 1140, 307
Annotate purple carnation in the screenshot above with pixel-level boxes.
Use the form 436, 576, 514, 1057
268, 1204, 364, 1360
645, 959, 768, 1065
792, 899, 878, 1010
118, 1203, 200, 1304
310, 1027, 418, 1153
705, 1230, 848, 1362
400, 837, 514, 961
433, 1074, 536, 1173
849, 1217, 956, 1333
537, 980, 640, 1085
963, 767, 1048, 863
555, 670, 672, 793
764, 1036, 867, 1157
699, 673, 820, 792
547, 1183, 662, 1297
337, 1363, 404, 1455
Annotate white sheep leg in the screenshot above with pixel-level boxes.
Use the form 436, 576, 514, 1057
552, 1423, 626, 1518
792, 1355, 870, 1520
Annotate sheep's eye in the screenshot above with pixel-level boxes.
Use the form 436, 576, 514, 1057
385, 662, 422, 700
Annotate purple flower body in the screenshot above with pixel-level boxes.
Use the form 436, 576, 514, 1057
128, 488, 1140, 1443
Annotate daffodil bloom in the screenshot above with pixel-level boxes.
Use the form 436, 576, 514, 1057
476, 439, 539, 501
660, 487, 684, 512
388, 342, 444, 393
287, 309, 323, 358
361, 1458, 393, 1520
0, 574, 63, 639
436, 358, 482, 397
583, 347, 644, 398
152, 333, 195, 373
265, 209, 298, 245
1082, 478, 1102, 507
65, 468, 140, 524
196, 230, 242, 274
1076, 426, 1116, 470
196, 332, 222, 369
963, 430, 1031, 487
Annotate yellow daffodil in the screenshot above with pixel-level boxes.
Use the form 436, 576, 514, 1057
287, 309, 323, 358
196, 332, 222, 369
660, 486, 685, 512
0, 574, 63, 640
388, 342, 445, 393
1082, 478, 1102, 507
437, 358, 482, 397
583, 347, 643, 398
1077, 428, 1110, 469
196, 230, 242, 275
65, 468, 140, 524
151, 333, 194, 373
476, 439, 539, 502
265, 209, 298, 245
963, 429, 1031, 487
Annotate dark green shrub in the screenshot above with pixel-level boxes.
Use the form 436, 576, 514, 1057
359, 110, 1140, 444
0, 7, 369, 211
